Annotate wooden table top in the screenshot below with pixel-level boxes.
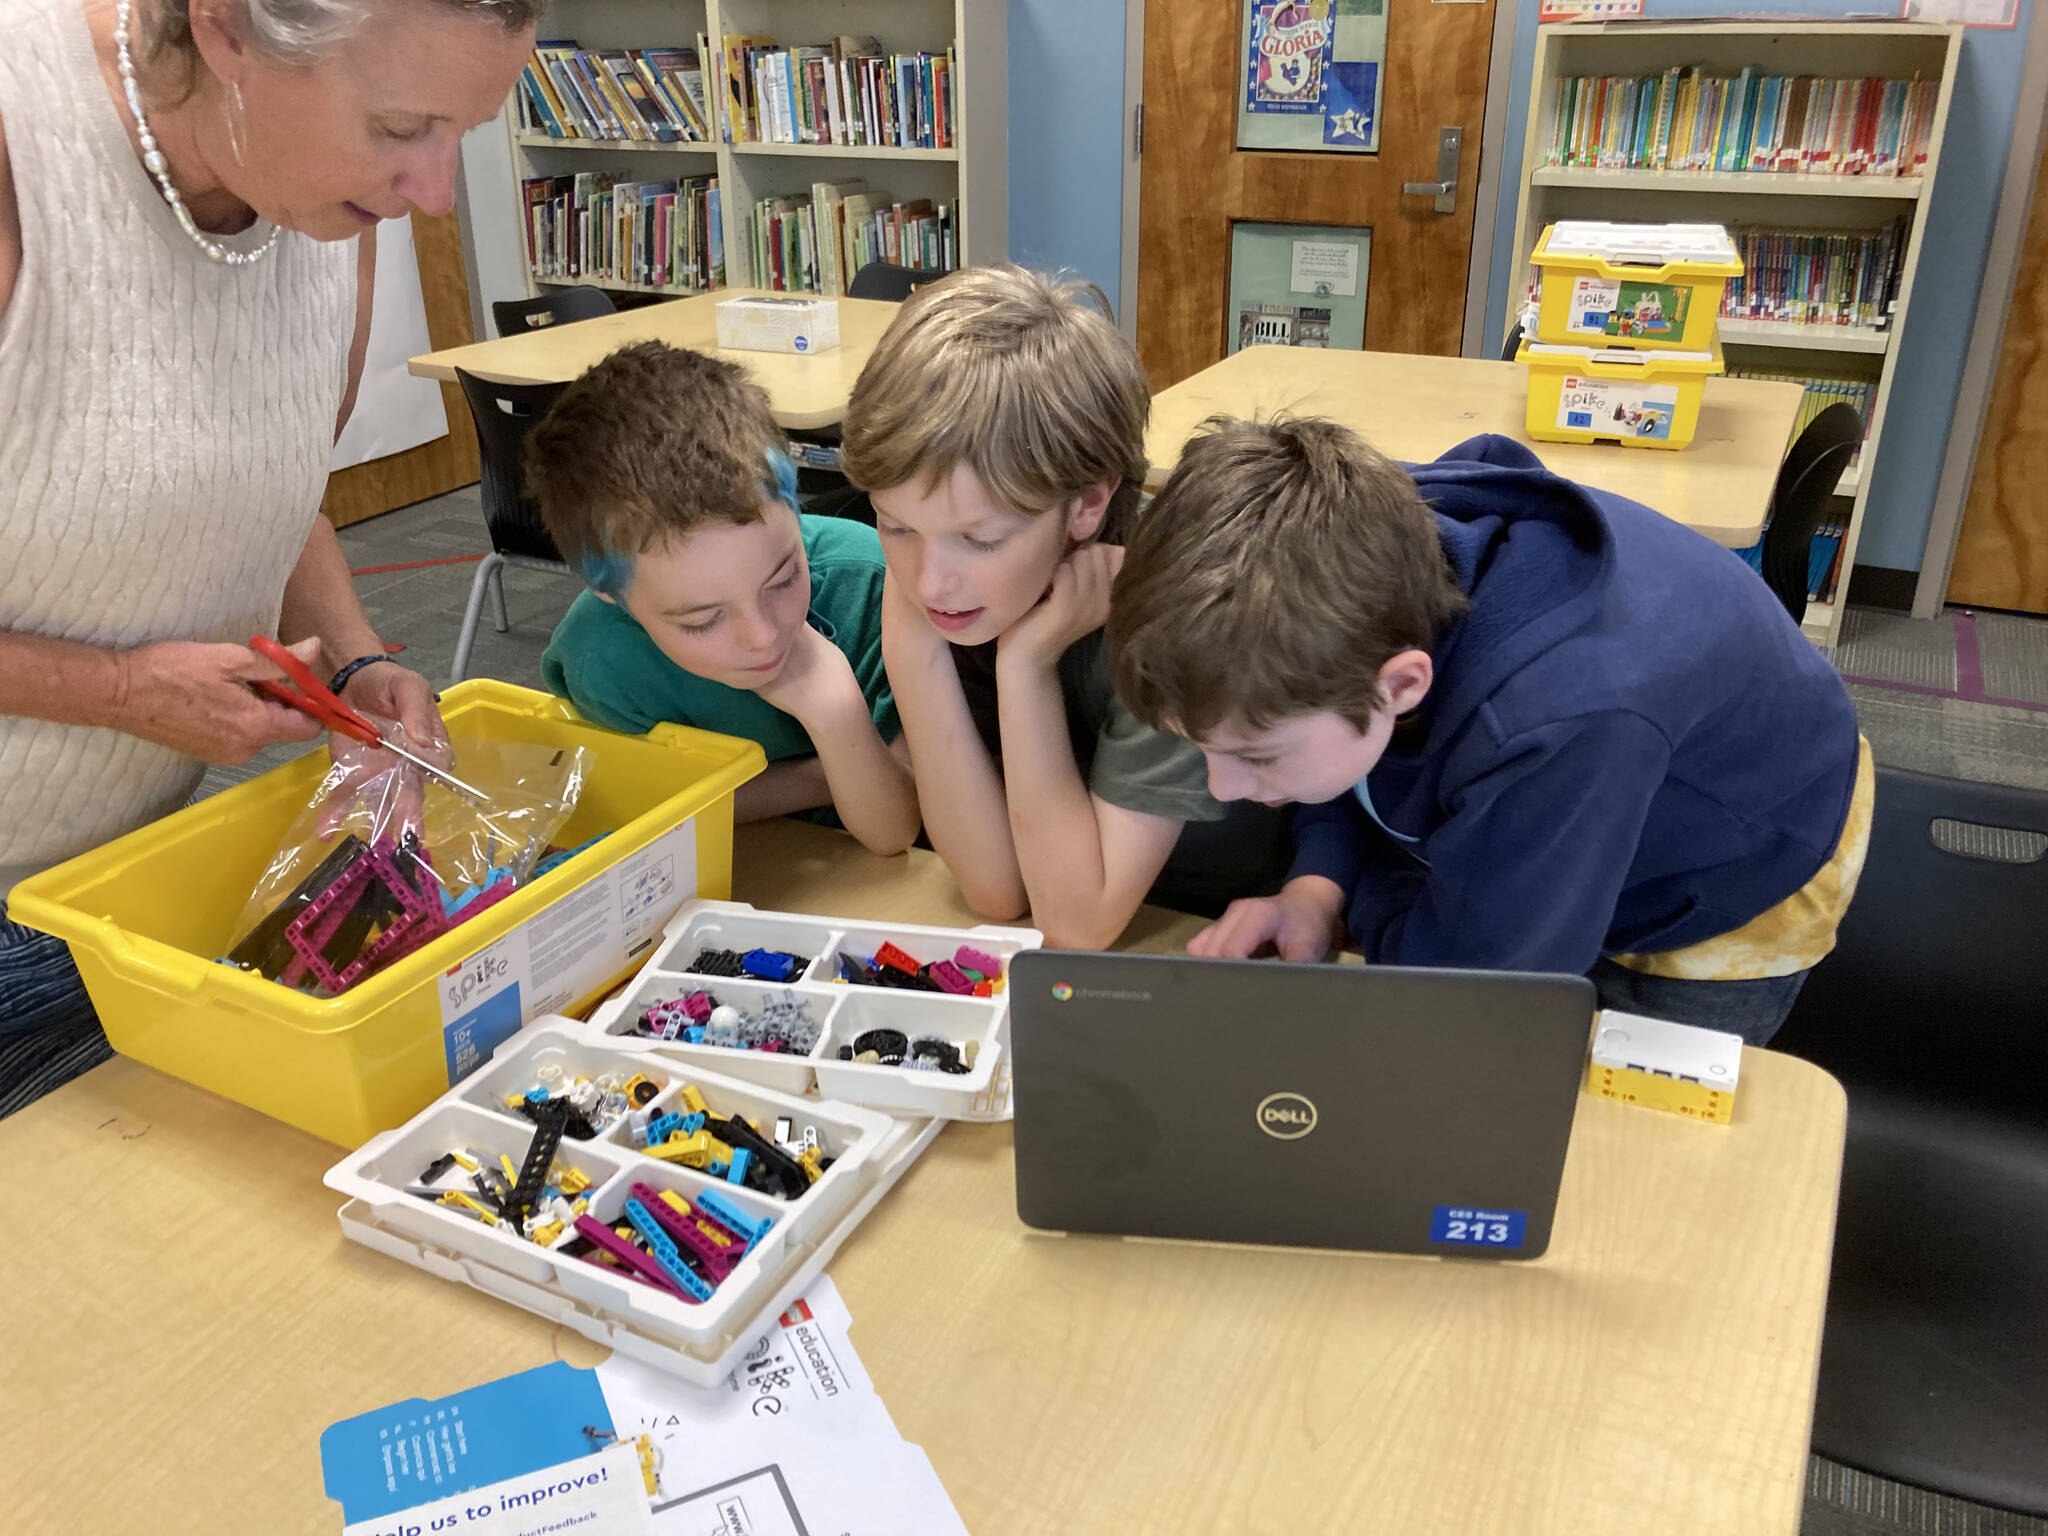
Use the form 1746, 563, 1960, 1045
1143, 346, 1808, 549
0, 820, 1844, 1534
409, 290, 906, 429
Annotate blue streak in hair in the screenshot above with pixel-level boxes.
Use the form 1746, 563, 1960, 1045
580, 547, 634, 601
765, 447, 798, 510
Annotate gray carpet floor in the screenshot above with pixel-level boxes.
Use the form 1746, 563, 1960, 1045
69, 488, 2048, 1532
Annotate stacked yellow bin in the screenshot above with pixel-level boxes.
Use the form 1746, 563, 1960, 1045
1516, 221, 1742, 451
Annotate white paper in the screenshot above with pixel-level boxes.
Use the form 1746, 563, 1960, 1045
342, 1444, 653, 1536
1289, 239, 1360, 298
333, 216, 451, 471
598, 1279, 967, 1535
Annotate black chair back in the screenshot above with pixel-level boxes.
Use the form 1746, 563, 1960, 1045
846, 261, 948, 302
1776, 768, 2048, 1120
455, 369, 568, 564
1500, 321, 1524, 361
491, 285, 617, 338
1772, 768, 2048, 1512
1758, 403, 1862, 619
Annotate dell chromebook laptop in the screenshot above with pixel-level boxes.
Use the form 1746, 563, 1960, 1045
1008, 952, 1595, 1261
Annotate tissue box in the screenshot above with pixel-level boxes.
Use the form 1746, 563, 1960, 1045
715, 296, 840, 355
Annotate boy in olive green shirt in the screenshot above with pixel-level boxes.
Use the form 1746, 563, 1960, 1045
527, 342, 918, 855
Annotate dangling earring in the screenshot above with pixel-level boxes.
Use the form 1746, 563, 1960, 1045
225, 80, 248, 166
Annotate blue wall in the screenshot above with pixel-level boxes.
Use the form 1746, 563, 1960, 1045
1008, 0, 1130, 316
1482, 1, 2037, 572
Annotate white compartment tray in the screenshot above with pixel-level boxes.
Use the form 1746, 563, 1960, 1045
334, 1113, 943, 1388
324, 1024, 914, 1382
586, 900, 1041, 1120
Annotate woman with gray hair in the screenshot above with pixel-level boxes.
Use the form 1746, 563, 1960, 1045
0, 0, 538, 1108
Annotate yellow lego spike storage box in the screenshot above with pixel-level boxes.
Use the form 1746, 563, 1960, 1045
1518, 334, 1724, 451
1584, 1009, 1742, 1125
1531, 220, 1742, 352
6, 681, 763, 1147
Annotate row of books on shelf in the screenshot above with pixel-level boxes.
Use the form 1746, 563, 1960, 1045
751, 181, 955, 296
723, 34, 955, 149
1739, 524, 1849, 607
522, 174, 724, 293
1730, 366, 1871, 603
1544, 69, 1938, 177
518, 41, 714, 143
1720, 219, 1909, 331
1728, 367, 1875, 454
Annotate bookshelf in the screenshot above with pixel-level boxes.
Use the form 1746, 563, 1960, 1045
505, 0, 1005, 302
1510, 20, 1961, 648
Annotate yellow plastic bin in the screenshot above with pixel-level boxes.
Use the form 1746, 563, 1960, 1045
1532, 221, 1741, 352
1517, 334, 1724, 451
7, 681, 764, 1146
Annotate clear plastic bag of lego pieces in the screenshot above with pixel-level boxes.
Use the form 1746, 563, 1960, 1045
224, 722, 591, 995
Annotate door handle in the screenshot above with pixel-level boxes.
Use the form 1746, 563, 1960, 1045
1402, 126, 1464, 214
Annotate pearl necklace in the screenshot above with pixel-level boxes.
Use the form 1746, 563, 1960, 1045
113, 0, 279, 265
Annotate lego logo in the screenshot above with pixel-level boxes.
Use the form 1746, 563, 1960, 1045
1255, 1092, 1318, 1140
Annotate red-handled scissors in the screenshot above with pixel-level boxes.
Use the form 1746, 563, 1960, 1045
247, 635, 490, 804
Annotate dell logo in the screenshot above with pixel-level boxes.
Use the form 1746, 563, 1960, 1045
1255, 1092, 1318, 1140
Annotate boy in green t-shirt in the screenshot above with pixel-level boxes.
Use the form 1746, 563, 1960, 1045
526, 341, 919, 855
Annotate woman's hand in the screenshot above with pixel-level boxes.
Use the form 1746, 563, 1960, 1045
317, 660, 451, 841
336, 659, 448, 760
108, 638, 327, 764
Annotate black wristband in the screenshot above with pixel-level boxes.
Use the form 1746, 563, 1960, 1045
328, 654, 398, 695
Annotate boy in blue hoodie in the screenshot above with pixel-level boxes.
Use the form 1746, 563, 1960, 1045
1105, 416, 1872, 1043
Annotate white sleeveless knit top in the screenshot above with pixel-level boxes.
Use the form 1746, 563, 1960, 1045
0, 0, 356, 897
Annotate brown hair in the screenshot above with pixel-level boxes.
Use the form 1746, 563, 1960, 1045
524, 341, 791, 597
1108, 415, 1469, 735
839, 264, 1149, 533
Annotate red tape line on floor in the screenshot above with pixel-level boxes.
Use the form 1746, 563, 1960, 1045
349, 554, 486, 576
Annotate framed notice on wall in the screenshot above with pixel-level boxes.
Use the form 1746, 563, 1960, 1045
1226, 222, 1370, 354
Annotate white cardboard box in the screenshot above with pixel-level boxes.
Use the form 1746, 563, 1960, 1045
715, 296, 840, 354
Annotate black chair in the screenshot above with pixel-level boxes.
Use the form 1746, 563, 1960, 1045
450, 369, 575, 684
846, 261, 948, 302
491, 285, 617, 338
1500, 320, 1524, 361
1770, 769, 2048, 1516
1757, 403, 1862, 620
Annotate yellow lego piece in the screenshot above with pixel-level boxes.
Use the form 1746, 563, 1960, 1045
679, 1085, 709, 1116
622, 1074, 658, 1105
529, 1221, 563, 1247
1585, 1011, 1741, 1126
500, 1153, 520, 1182
437, 1191, 498, 1221
635, 1435, 660, 1496
694, 1216, 737, 1250
449, 1149, 479, 1171
797, 1145, 825, 1184
557, 1167, 590, 1195
571, 1196, 589, 1215
644, 1129, 732, 1168
1585, 1062, 1735, 1124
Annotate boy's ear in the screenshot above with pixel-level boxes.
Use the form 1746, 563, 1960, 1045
1064, 476, 1119, 543
1378, 649, 1434, 715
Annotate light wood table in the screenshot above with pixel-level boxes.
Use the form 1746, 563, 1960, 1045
0, 821, 1845, 1534
408, 290, 905, 429
1145, 347, 1808, 548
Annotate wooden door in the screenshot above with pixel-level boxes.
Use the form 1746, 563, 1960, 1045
321, 210, 481, 529
1949, 125, 2048, 615
1137, 0, 1494, 390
